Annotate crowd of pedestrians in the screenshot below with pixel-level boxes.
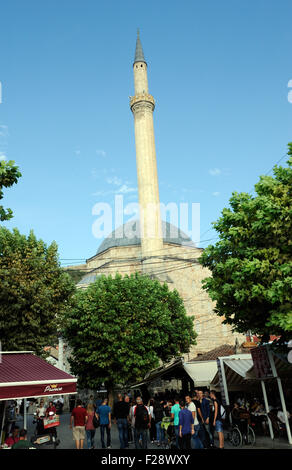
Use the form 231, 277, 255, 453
69, 389, 225, 449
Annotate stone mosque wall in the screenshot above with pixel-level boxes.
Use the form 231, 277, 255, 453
77, 243, 246, 357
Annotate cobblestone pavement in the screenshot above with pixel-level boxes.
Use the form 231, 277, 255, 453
16, 413, 292, 450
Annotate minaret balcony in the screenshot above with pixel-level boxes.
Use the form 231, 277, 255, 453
130, 93, 155, 113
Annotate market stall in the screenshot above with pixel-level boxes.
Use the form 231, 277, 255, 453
210, 354, 255, 424
0, 351, 77, 444
130, 357, 218, 393
245, 344, 292, 445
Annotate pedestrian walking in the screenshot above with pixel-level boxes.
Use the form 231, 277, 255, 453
98, 398, 112, 449
153, 399, 165, 446
95, 396, 103, 410
192, 391, 207, 447
85, 403, 99, 449
133, 396, 151, 449
87, 395, 96, 409
170, 396, 181, 449
197, 390, 214, 447
185, 395, 203, 449
147, 399, 156, 443
210, 390, 224, 449
129, 398, 136, 444
125, 395, 134, 443
113, 393, 130, 449
70, 399, 87, 449
178, 401, 194, 449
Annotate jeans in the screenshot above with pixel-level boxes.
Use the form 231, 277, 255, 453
214, 420, 224, 433
86, 429, 95, 449
155, 421, 165, 443
192, 424, 204, 449
134, 427, 148, 449
117, 418, 128, 449
198, 422, 207, 447
149, 420, 156, 442
174, 425, 180, 449
100, 424, 111, 448
128, 424, 133, 442
204, 422, 214, 446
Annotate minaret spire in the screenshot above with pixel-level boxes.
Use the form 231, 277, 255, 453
130, 33, 163, 271
134, 29, 146, 65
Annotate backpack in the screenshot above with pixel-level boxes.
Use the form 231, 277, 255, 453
220, 404, 226, 421
153, 405, 164, 423
134, 405, 149, 429
210, 400, 225, 421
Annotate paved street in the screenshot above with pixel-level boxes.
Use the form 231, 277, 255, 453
14, 412, 292, 450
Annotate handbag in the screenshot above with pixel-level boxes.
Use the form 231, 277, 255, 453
92, 413, 100, 428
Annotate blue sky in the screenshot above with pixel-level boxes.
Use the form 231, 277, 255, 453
1, 0, 291, 266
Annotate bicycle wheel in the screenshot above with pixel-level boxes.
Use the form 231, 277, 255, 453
230, 427, 242, 447
246, 426, 255, 446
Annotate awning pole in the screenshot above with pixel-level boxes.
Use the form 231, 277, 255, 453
0, 401, 7, 444
267, 346, 292, 445
261, 379, 274, 440
23, 398, 27, 430
219, 358, 231, 424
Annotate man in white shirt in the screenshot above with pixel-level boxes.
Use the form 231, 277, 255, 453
36, 400, 46, 418
277, 409, 291, 425
185, 396, 203, 449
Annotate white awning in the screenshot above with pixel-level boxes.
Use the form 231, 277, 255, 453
183, 361, 218, 387
211, 354, 253, 391
223, 357, 253, 378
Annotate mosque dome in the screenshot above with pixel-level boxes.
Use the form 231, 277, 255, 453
96, 219, 196, 255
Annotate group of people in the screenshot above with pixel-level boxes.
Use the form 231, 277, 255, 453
35, 400, 59, 418
4, 427, 36, 449
69, 389, 225, 450
231, 396, 292, 437
2, 398, 60, 449
70, 397, 111, 449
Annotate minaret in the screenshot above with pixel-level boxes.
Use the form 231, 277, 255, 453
130, 31, 163, 269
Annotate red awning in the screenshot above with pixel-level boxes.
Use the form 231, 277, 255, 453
0, 352, 77, 400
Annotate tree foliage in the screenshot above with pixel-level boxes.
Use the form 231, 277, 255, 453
200, 144, 292, 341
64, 269, 85, 284
62, 273, 196, 390
0, 228, 76, 354
0, 160, 21, 221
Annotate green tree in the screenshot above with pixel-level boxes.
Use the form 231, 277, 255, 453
64, 269, 85, 284
0, 160, 21, 221
199, 144, 292, 341
62, 273, 196, 400
0, 227, 76, 355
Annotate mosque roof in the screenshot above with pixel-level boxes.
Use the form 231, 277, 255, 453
95, 220, 196, 256
134, 30, 146, 64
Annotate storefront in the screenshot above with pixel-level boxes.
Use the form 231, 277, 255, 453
0, 351, 77, 443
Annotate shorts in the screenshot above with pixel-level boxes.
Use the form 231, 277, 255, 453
73, 426, 86, 441
215, 420, 223, 432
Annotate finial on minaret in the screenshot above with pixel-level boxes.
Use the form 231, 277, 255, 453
134, 29, 146, 65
